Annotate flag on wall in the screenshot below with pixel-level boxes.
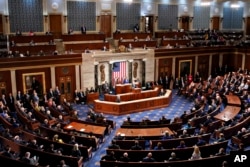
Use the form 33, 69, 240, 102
112, 61, 126, 85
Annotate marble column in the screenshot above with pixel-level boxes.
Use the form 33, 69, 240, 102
10, 70, 17, 97
50, 66, 56, 88
75, 65, 80, 90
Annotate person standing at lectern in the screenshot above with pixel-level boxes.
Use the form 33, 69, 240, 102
133, 23, 140, 32
81, 24, 86, 34
123, 76, 129, 84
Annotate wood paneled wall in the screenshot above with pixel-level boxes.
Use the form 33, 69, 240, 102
0, 71, 11, 96
197, 55, 209, 79
158, 58, 173, 78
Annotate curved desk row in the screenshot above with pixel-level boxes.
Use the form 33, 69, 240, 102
94, 90, 172, 115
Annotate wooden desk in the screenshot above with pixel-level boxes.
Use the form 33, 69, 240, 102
214, 106, 241, 121
116, 127, 173, 138
226, 94, 241, 106
94, 90, 172, 115
61, 34, 106, 42
64, 121, 106, 137
161, 39, 191, 46
115, 84, 132, 94
155, 31, 186, 39
9, 35, 54, 43
87, 92, 99, 104
118, 40, 157, 48
113, 32, 152, 40
64, 42, 109, 52
11, 44, 56, 54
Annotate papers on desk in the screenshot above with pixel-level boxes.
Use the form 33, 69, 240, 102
67, 125, 73, 128
80, 128, 85, 132
120, 133, 125, 136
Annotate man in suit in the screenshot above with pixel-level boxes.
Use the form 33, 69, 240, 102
7, 92, 15, 112
21, 151, 39, 165
119, 152, 130, 162
133, 23, 139, 32
31, 77, 41, 95
16, 90, 23, 102
108, 140, 120, 149
81, 24, 87, 34
130, 140, 143, 150
142, 152, 155, 162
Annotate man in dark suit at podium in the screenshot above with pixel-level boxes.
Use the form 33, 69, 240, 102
81, 24, 87, 34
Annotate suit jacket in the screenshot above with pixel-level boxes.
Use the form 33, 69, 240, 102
142, 157, 155, 162
81, 26, 86, 34
16, 93, 24, 102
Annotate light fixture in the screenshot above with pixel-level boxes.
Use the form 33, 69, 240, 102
200, 1, 211, 6
124, 0, 132, 3
230, 3, 240, 8
230, 1, 240, 8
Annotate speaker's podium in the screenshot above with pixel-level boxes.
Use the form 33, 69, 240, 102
115, 83, 132, 94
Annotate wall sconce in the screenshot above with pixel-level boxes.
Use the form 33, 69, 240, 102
210, 18, 213, 22
97, 16, 100, 22
155, 16, 158, 22
243, 17, 245, 22
189, 17, 194, 22
220, 17, 224, 22
4, 15, 8, 23
113, 16, 116, 22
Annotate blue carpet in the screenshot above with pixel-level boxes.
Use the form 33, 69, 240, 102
73, 89, 195, 167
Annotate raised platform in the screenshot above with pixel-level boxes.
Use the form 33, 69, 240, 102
93, 89, 172, 115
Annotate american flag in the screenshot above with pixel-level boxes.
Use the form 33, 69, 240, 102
112, 61, 126, 85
